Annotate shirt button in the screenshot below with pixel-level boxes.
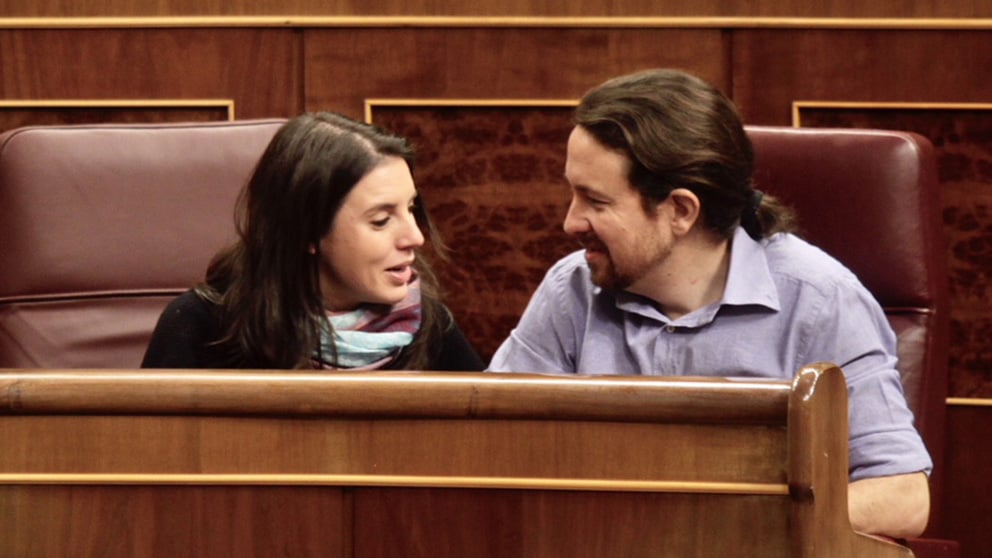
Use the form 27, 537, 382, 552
665, 325, 677, 333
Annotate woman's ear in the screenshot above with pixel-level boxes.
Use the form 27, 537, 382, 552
666, 188, 702, 235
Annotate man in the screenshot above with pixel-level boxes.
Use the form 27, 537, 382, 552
488, 68, 931, 538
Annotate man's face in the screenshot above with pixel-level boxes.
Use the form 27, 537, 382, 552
562, 126, 673, 296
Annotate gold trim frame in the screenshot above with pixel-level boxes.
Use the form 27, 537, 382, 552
0, 473, 789, 495
3, 16, 992, 31
792, 100, 992, 127
947, 398, 992, 407
0, 99, 237, 120
364, 98, 578, 124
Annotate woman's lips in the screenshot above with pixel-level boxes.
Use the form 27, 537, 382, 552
386, 264, 413, 284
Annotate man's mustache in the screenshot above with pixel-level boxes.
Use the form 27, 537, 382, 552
576, 233, 607, 253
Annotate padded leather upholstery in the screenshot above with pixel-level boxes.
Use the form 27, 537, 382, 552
747, 126, 952, 542
0, 119, 285, 368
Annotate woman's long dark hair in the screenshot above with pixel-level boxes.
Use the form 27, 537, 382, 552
196, 112, 449, 369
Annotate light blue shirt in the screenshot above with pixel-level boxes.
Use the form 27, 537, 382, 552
489, 227, 932, 481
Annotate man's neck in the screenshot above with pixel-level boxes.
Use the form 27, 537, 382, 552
633, 231, 732, 321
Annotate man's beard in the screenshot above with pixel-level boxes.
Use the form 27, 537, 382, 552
580, 231, 671, 294
579, 234, 629, 291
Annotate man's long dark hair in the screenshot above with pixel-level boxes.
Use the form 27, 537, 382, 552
197, 112, 449, 369
575, 69, 797, 239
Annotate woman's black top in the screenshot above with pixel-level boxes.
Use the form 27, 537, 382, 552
141, 290, 485, 371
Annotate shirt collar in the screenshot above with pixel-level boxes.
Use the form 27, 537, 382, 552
614, 227, 780, 326
722, 226, 781, 312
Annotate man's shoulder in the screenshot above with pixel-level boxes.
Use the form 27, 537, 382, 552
764, 233, 860, 288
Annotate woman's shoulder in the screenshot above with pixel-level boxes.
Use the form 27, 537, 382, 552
425, 302, 485, 371
161, 289, 215, 322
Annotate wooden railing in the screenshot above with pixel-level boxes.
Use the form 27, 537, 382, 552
0, 365, 912, 557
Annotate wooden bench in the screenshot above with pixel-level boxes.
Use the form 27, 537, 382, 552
0, 364, 912, 557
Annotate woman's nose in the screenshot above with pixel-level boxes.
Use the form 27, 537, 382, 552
401, 215, 425, 248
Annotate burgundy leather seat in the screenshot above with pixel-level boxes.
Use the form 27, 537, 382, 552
747, 126, 956, 555
0, 119, 284, 368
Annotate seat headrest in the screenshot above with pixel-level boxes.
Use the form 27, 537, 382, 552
0, 119, 285, 302
746, 126, 944, 308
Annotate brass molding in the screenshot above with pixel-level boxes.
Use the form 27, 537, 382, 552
0, 99, 236, 120
3, 16, 992, 31
364, 98, 577, 124
0, 473, 789, 495
947, 397, 992, 407
792, 100, 992, 127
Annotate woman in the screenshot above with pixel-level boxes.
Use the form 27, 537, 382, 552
142, 112, 483, 371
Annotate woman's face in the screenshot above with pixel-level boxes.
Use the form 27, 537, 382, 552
317, 156, 424, 311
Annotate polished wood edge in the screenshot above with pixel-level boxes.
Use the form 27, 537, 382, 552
788, 363, 861, 556
792, 100, 992, 126
364, 98, 578, 123
0, 369, 792, 423
2, 16, 992, 30
0, 99, 236, 120
0, 473, 789, 494
946, 397, 992, 407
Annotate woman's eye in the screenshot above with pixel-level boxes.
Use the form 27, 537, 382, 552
371, 217, 390, 227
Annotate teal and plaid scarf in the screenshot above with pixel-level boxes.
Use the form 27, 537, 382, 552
314, 277, 422, 370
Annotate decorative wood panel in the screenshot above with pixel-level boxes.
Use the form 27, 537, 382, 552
731, 30, 992, 125
304, 27, 728, 119
353, 488, 790, 558
0, 485, 348, 557
793, 103, 992, 399
369, 102, 575, 361
0, 28, 302, 122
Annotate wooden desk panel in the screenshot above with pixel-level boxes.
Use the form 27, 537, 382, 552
0, 368, 912, 557
0, 485, 348, 558
354, 488, 790, 558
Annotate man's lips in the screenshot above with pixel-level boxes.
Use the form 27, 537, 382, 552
580, 239, 607, 255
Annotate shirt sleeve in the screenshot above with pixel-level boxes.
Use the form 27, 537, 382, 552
141, 291, 214, 369
803, 277, 933, 480
487, 255, 585, 374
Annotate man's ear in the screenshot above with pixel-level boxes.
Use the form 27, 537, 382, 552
666, 188, 701, 235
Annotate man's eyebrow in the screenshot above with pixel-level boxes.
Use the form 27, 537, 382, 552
572, 184, 610, 200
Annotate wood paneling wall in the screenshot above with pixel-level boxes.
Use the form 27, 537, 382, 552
304, 28, 727, 119
1, 11, 990, 558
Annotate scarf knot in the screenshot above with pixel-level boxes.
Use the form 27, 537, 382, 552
314, 277, 422, 370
